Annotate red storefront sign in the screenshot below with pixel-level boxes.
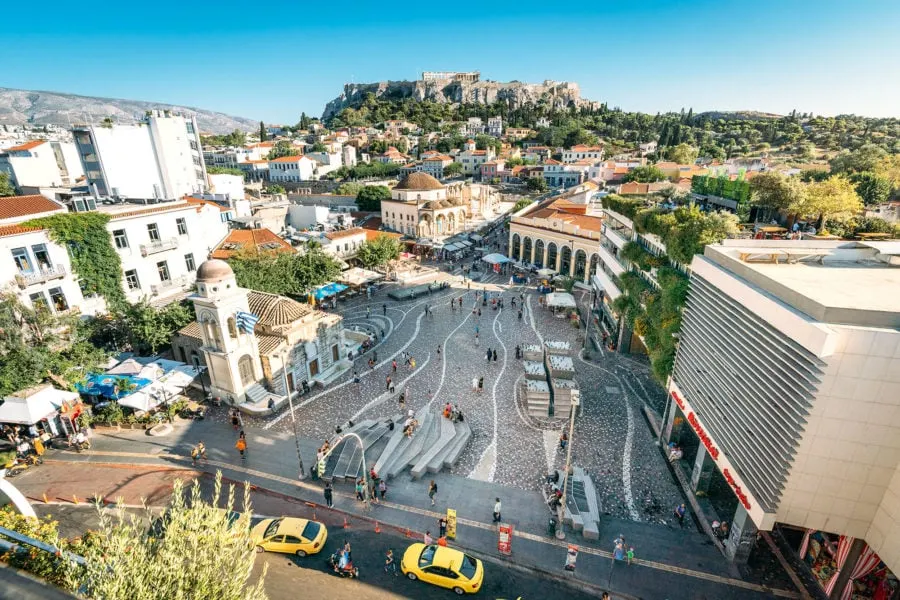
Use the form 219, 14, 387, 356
672, 390, 685, 409
723, 468, 752, 510
686, 412, 719, 460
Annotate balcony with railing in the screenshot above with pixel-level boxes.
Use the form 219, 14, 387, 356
140, 238, 179, 257
596, 243, 627, 277
15, 264, 67, 289
150, 274, 189, 296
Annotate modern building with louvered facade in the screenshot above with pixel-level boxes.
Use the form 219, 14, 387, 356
662, 239, 900, 590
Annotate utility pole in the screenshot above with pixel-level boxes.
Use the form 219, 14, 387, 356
282, 349, 305, 480
556, 390, 580, 540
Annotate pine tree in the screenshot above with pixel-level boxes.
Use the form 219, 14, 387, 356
259, 121, 267, 142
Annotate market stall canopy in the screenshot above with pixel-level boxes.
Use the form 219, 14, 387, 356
105, 358, 144, 376
482, 253, 513, 265
117, 365, 199, 411
0, 385, 78, 425
546, 292, 577, 309
537, 268, 556, 278
339, 267, 384, 287
469, 234, 484, 242
313, 282, 349, 301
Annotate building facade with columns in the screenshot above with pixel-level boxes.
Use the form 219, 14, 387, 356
508, 198, 603, 283
380, 172, 469, 239
661, 240, 900, 595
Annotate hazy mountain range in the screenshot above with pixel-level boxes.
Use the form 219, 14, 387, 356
0, 88, 258, 134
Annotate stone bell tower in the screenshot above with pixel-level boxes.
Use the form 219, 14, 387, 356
190, 259, 262, 404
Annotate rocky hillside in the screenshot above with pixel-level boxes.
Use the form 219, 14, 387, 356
323, 78, 593, 119
0, 88, 257, 134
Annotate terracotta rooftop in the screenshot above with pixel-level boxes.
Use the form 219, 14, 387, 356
0, 195, 65, 221
248, 291, 313, 328
365, 229, 402, 242
3, 140, 46, 153
184, 197, 231, 212
522, 207, 603, 233
325, 227, 366, 240
394, 172, 444, 191
210, 228, 294, 259
0, 223, 43, 238
269, 155, 305, 163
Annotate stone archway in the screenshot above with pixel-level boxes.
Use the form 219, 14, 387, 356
523, 237, 533, 264
435, 214, 446, 235
512, 234, 521, 260
418, 214, 433, 237
589, 253, 599, 281
574, 249, 587, 281
547, 242, 558, 271
447, 212, 456, 233
560, 245, 573, 276
534, 239, 544, 266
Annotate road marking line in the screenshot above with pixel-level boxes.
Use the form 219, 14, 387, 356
45, 453, 797, 597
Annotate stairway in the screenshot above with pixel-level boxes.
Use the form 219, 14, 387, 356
244, 383, 269, 404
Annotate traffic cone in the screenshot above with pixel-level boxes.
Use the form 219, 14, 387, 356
343, 516, 350, 529
42, 492, 49, 504
375, 521, 382, 534
405, 528, 414, 538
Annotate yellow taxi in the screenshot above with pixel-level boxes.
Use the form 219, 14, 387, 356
250, 517, 327, 557
401, 543, 484, 595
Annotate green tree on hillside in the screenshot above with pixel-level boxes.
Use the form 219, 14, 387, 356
666, 143, 698, 165
526, 177, 548, 193
266, 141, 300, 160
624, 166, 667, 183
259, 121, 267, 142
356, 185, 391, 211
356, 234, 401, 268
851, 172, 893, 206
443, 162, 463, 177
0, 172, 16, 196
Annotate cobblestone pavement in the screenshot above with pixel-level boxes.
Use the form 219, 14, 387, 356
230, 238, 690, 528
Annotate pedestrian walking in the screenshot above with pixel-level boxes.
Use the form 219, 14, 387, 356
390, 379, 396, 393
492, 349, 498, 362
515, 344, 522, 359
392, 360, 397, 372
384, 549, 398, 575
235, 434, 247, 460
486, 348, 492, 362
353, 370, 360, 384
474, 333, 480, 347
386, 375, 392, 391
613, 541, 626, 563
627, 546, 635, 565
674, 503, 686, 527
428, 480, 438, 506
472, 377, 478, 392
398, 391, 406, 411
478, 376, 484, 393
356, 478, 366, 501
191, 441, 206, 465
231, 409, 240, 431
518, 310, 523, 320
410, 357, 416, 369
324, 481, 334, 508
492, 498, 502, 523
477, 308, 482, 317
382, 303, 387, 315
436, 344, 442, 357
559, 431, 568, 450
439, 516, 448, 538
379, 479, 387, 500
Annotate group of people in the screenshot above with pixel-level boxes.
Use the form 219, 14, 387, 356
441, 402, 464, 423
612, 534, 635, 566
484, 348, 499, 362
470, 376, 485, 393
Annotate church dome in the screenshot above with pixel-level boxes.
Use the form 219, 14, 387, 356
394, 172, 444, 191
196, 259, 234, 283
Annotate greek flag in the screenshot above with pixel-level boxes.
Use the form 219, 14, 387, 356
235, 311, 259, 334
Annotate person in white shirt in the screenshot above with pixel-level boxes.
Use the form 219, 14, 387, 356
493, 498, 502, 523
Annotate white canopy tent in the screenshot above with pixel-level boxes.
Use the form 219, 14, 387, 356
546, 292, 577, 309
339, 267, 384, 287
118, 364, 200, 412
0, 386, 79, 425
105, 358, 144, 376
482, 253, 512, 265
537, 268, 556, 278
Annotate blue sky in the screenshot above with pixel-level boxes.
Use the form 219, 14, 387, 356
3, 0, 899, 123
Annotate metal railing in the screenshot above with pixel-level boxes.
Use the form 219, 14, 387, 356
140, 237, 179, 256
15, 264, 67, 288
150, 274, 189, 295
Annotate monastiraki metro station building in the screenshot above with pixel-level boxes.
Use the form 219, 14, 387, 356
662, 239, 900, 599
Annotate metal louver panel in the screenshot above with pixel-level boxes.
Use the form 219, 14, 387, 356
672, 274, 825, 512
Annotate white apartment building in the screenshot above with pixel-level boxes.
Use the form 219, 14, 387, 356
342, 145, 357, 167
542, 160, 585, 189
0, 194, 104, 316
74, 111, 208, 200
562, 144, 604, 163
322, 228, 367, 259
663, 240, 900, 588
103, 201, 228, 304
0, 140, 84, 189
463, 118, 484, 137
487, 116, 503, 137
268, 156, 316, 182
456, 140, 494, 176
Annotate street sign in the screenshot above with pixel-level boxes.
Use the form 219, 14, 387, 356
446, 508, 457, 540
498, 523, 513, 555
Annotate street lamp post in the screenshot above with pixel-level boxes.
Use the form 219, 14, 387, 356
556, 390, 580, 540
281, 349, 305, 481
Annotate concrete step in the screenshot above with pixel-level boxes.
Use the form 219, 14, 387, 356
406, 406, 441, 467
329, 420, 375, 480
372, 416, 407, 479
442, 421, 471, 469
244, 382, 269, 403
387, 409, 434, 479
416, 415, 458, 477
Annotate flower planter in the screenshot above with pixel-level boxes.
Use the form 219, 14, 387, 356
92, 422, 121, 432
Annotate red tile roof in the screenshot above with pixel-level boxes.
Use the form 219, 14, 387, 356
0, 195, 65, 221
0, 224, 43, 238
270, 155, 305, 163
184, 196, 231, 212
4, 140, 46, 153
325, 227, 366, 240
211, 228, 294, 259
365, 229, 402, 242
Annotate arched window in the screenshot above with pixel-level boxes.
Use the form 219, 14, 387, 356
238, 355, 255, 385
199, 312, 221, 351
227, 317, 238, 338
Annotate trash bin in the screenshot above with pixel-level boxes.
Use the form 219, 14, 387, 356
548, 518, 557, 537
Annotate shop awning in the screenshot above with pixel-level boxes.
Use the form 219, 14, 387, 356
537, 268, 556, 278
482, 253, 513, 265
469, 234, 484, 242
546, 292, 577, 309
